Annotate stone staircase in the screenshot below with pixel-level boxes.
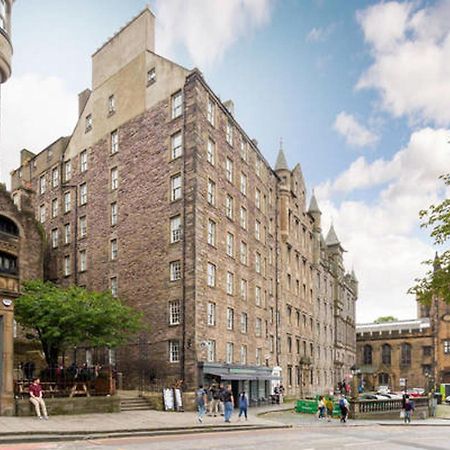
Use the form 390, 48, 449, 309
120, 395, 153, 412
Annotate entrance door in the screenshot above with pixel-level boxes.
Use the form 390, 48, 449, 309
231, 381, 239, 408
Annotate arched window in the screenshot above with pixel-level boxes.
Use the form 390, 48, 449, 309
363, 344, 372, 365
0, 251, 18, 275
378, 372, 389, 386
381, 344, 391, 365
0, 215, 19, 236
401, 343, 411, 366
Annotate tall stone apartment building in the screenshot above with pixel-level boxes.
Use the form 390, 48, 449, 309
10, 8, 357, 398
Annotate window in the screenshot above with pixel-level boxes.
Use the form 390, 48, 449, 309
64, 255, 71, 276
401, 343, 411, 366
110, 239, 118, 260
226, 272, 234, 295
147, 68, 156, 85
170, 261, 181, 281
64, 224, 71, 244
240, 206, 247, 229
51, 199, 58, 219
363, 345, 372, 365
226, 342, 234, 364
110, 202, 118, 226
170, 215, 182, 243
171, 132, 182, 159
225, 195, 234, 219
255, 158, 261, 177
226, 232, 234, 257
240, 279, 247, 301
381, 344, 391, 365
51, 229, 59, 249
240, 173, 247, 195
207, 302, 216, 326
240, 140, 247, 161
255, 286, 261, 306
85, 114, 92, 132
79, 250, 87, 272
256, 348, 262, 366
64, 160, 72, 182
444, 340, 450, 355
207, 98, 215, 126
79, 216, 87, 238
206, 340, 216, 362
227, 307, 234, 330
108, 95, 115, 114
80, 150, 88, 172
207, 139, 215, 165
287, 336, 292, 353
241, 313, 248, 333
169, 300, 181, 325
225, 158, 233, 183
240, 241, 248, 265
111, 130, 119, 154
39, 205, 46, 223
207, 262, 216, 287
80, 183, 87, 205
255, 220, 261, 241
255, 188, 261, 209
207, 179, 216, 205
171, 174, 182, 201
110, 277, 118, 297
240, 345, 247, 365
171, 91, 183, 119
207, 219, 216, 246
64, 192, 71, 213
255, 252, 261, 274
255, 318, 262, 337
226, 120, 233, 146
39, 175, 46, 194
52, 168, 59, 188
423, 346, 432, 357
169, 340, 180, 363
111, 167, 119, 190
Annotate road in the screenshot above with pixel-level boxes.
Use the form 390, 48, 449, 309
2, 425, 450, 450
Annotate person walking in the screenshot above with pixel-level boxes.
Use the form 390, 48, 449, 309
223, 384, 234, 423
218, 383, 226, 416
404, 398, 414, 424
209, 384, 220, 417
339, 396, 349, 423
238, 391, 248, 421
317, 396, 326, 419
29, 378, 48, 420
195, 385, 207, 423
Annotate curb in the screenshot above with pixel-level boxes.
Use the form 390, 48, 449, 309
0, 423, 291, 445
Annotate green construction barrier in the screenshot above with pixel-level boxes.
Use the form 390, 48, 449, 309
295, 398, 342, 417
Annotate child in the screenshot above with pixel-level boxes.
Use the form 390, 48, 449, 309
238, 391, 248, 420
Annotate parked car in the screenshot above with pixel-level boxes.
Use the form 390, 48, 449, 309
377, 385, 390, 395
378, 393, 402, 400
360, 393, 386, 400
408, 388, 425, 397
445, 395, 450, 404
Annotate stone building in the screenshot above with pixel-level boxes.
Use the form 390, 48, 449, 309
10, 7, 357, 397
356, 262, 450, 392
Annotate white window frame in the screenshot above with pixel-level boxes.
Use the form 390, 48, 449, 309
207, 219, 216, 246
147, 68, 156, 85
169, 340, 180, 363
206, 340, 216, 362
240, 140, 247, 161
255, 286, 262, 306
226, 272, 234, 295
226, 121, 233, 146
64, 160, 72, 182
85, 114, 92, 132
207, 302, 216, 326
255, 188, 261, 209
64, 255, 71, 276
255, 252, 261, 274
240, 241, 247, 265
240, 279, 247, 301
207, 262, 216, 287
79, 250, 87, 272
225, 158, 233, 183
240, 206, 247, 229
79, 216, 87, 238
111, 167, 119, 190
111, 202, 118, 226
52, 168, 59, 188
110, 239, 118, 260
207, 179, 216, 205
80, 183, 88, 205
170, 261, 182, 281
226, 342, 234, 364
80, 150, 88, 172
170, 215, 182, 243
255, 220, 261, 240
111, 130, 119, 154
110, 277, 118, 297
227, 307, 234, 330
207, 139, 215, 165
64, 223, 71, 244
39, 175, 46, 194
171, 174, 182, 201
171, 131, 183, 160
169, 300, 181, 325
226, 232, 234, 257
108, 95, 116, 114
64, 192, 71, 213
240, 313, 248, 334
240, 345, 247, 365
225, 195, 234, 219
255, 317, 262, 337
51, 198, 58, 219
51, 228, 59, 249
207, 98, 215, 126
39, 205, 46, 223
240, 173, 247, 196
171, 91, 183, 119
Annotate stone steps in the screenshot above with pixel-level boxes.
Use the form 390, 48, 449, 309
120, 397, 153, 412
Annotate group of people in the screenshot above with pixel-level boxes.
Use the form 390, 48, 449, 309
195, 383, 248, 423
317, 395, 349, 423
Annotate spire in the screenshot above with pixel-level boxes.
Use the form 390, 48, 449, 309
308, 190, 321, 214
325, 224, 340, 246
433, 252, 441, 272
275, 138, 289, 171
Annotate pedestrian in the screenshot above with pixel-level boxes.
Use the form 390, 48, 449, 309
223, 384, 234, 423
209, 384, 220, 417
29, 378, 48, 420
238, 391, 248, 421
430, 393, 438, 418
218, 383, 226, 415
404, 398, 414, 424
317, 396, 326, 419
195, 385, 207, 423
279, 384, 285, 404
325, 397, 334, 422
339, 396, 349, 423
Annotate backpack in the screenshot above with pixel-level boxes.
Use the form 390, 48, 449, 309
339, 398, 346, 408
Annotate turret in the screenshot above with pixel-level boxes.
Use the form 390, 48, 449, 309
325, 224, 345, 276
275, 141, 290, 242
308, 192, 322, 264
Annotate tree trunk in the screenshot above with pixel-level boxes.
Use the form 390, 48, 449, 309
41, 340, 60, 368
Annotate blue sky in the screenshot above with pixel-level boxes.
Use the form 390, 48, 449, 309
1, 0, 449, 321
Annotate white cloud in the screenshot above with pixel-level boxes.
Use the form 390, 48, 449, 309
154, 0, 273, 68
306, 24, 335, 43
333, 111, 379, 148
0, 74, 77, 184
317, 128, 450, 322
356, 1, 450, 126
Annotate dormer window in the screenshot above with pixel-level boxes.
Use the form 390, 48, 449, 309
108, 95, 116, 115
147, 68, 156, 86
85, 114, 92, 133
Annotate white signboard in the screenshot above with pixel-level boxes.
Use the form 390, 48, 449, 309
399, 378, 406, 387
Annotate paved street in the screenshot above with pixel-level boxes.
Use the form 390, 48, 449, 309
1, 425, 450, 450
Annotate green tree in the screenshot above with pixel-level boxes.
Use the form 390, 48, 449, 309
409, 174, 450, 305
15, 280, 144, 367
374, 316, 398, 324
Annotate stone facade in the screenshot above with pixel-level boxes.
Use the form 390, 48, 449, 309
10, 7, 357, 396
0, 185, 44, 415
